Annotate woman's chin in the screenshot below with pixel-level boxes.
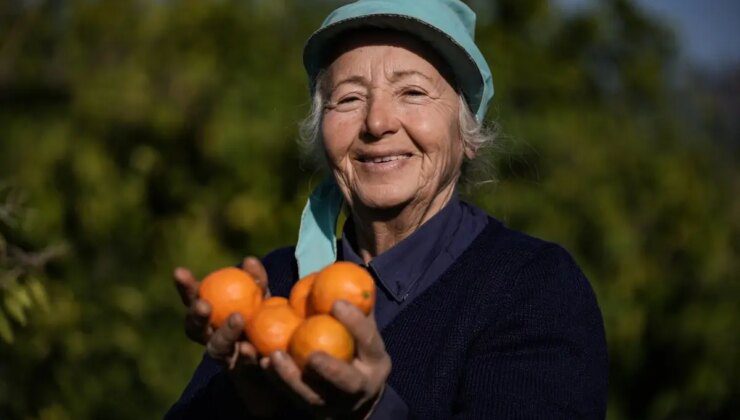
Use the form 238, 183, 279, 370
354, 185, 416, 211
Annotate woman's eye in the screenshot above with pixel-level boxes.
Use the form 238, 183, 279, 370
338, 96, 360, 104
402, 89, 428, 99
327, 94, 364, 112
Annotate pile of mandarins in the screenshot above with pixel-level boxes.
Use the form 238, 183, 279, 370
198, 261, 375, 369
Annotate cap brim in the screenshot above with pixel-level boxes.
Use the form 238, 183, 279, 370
303, 13, 483, 115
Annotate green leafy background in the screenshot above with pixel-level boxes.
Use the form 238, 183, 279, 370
0, 0, 737, 419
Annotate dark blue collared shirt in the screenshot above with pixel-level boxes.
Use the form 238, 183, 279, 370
339, 196, 489, 331
338, 196, 489, 419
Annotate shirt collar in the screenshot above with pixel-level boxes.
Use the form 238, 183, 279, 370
340, 195, 463, 303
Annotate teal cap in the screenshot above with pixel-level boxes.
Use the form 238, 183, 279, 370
295, 1, 493, 278
303, 0, 494, 121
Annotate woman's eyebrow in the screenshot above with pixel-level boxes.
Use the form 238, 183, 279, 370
331, 70, 433, 91
332, 75, 369, 90
389, 70, 433, 83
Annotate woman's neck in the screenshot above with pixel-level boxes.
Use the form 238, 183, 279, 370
349, 183, 457, 264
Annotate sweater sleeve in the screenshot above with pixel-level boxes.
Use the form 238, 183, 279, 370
368, 385, 409, 419
454, 245, 608, 419
164, 354, 252, 419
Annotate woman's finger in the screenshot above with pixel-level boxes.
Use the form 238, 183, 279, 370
173, 267, 199, 306
332, 300, 387, 362
235, 341, 259, 366
269, 351, 325, 406
307, 351, 366, 396
242, 256, 270, 295
185, 299, 212, 344
206, 313, 244, 361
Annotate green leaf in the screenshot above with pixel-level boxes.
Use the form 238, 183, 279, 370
3, 295, 27, 326
27, 277, 49, 311
0, 310, 13, 343
14, 285, 32, 309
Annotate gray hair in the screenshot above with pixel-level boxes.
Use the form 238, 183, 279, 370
298, 71, 496, 183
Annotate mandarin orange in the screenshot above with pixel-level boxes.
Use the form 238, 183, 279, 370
310, 262, 375, 315
289, 273, 317, 318
288, 314, 355, 370
261, 296, 289, 308
246, 302, 303, 356
199, 267, 263, 328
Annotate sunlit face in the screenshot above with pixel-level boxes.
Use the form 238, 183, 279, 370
321, 31, 465, 213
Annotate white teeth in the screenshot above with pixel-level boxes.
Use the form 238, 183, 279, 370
368, 155, 407, 163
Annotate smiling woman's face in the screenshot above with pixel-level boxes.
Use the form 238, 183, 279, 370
321, 31, 464, 214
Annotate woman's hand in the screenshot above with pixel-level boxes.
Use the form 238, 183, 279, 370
263, 300, 392, 419
173, 257, 278, 417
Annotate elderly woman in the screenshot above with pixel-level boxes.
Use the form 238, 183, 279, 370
168, 0, 607, 418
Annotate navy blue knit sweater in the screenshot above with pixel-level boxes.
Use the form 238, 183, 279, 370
168, 217, 608, 418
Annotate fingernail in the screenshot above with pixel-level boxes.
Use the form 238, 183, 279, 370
272, 351, 286, 362
228, 313, 242, 328
309, 353, 325, 369
174, 267, 186, 278
333, 300, 349, 315
195, 300, 209, 314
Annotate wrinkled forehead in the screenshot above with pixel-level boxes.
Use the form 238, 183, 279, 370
319, 28, 457, 89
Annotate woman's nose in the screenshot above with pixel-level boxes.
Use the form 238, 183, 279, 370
363, 94, 399, 141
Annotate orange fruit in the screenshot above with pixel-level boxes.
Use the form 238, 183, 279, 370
310, 262, 375, 315
199, 267, 263, 328
288, 314, 355, 370
289, 273, 317, 318
246, 302, 303, 356
262, 296, 289, 308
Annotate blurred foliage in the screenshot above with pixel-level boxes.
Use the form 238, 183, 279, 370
0, 0, 737, 419
0, 185, 58, 343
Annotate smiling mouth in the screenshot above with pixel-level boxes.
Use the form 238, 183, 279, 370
357, 153, 413, 163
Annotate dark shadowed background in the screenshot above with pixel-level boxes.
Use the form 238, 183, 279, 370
1, 1, 738, 419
